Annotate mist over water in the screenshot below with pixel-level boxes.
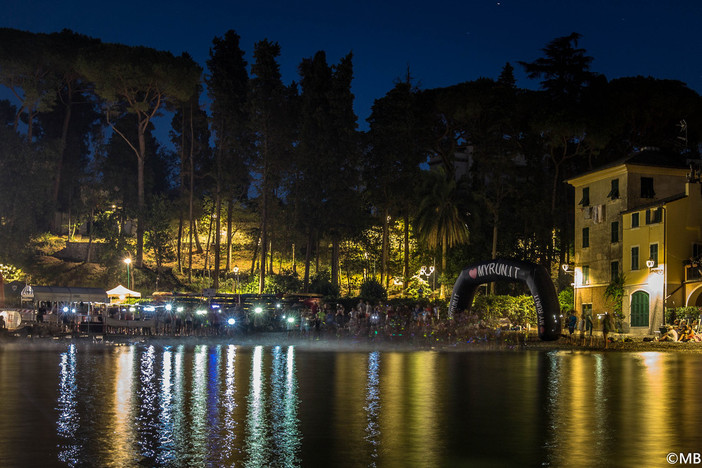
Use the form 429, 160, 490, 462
0, 341, 700, 467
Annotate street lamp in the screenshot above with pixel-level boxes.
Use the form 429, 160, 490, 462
123, 258, 131, 289
233, 266, 240, 294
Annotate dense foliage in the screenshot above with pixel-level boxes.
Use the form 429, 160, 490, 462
0, 27, 700, 302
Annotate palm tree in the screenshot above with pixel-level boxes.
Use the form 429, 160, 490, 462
415, 168, 469, 298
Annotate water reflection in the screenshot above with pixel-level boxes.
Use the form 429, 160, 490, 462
137, 345, 157, 461
541, 351, 690, 467
107, 344, 136, 466
57, 344, 79, 465
206, 345, 222, 461
190, 345, 208, 464
246, 345, 269, 466
156, 346, 174, 465
36, 346, 702, 466
221, 344, 239, 463
364, 351, 380, 466
270, 346, 300, 467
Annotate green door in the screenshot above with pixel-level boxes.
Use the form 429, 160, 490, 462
631, 291, 649, 327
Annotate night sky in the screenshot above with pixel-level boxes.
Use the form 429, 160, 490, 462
4, 0, 702, 129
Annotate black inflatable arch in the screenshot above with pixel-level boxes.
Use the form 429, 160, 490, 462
448, 258, 561, 341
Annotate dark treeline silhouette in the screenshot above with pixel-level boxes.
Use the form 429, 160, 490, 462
0, 28, 700, 296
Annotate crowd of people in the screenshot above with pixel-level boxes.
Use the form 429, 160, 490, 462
659, 319, 702, 342
15, 298, 702, 348
12, 298, 538, 346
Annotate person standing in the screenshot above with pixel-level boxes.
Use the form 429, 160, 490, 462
602, 312, 613, 349
567, 311, 577, 342
583, 309, 594, 346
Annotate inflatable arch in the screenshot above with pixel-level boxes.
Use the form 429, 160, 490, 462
448, 258, 561, 341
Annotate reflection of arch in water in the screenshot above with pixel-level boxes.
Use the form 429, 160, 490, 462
448, 258, 561, 341
686, 284, 702, 306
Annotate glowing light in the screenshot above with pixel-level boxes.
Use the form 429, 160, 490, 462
227, 318, 236, 326
144, 306, 155, 312
254, 306, 263, 314
165, 304, 172, 311
176, 307, 184, 313
196, 309, 207, 316
63, 306, 69, 313
287, 317, 295, 323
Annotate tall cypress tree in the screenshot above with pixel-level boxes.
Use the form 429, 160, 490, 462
248, 40, 293, 293
206, 30, 251, 289
366, 75, 426, 290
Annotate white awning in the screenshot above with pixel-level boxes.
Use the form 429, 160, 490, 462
106, 285, 141, 299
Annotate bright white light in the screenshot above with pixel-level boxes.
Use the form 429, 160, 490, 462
254, 306, 263, 314
227, 318, 236, 326
276, 303, 281, 309
165, 304, 172, 311
287, 317, 295, 323
196, 309, 207, 316
63, 306, 69, 313
176, 307, 184, 313
123, 258, 131, 265
144, 306, 155, 312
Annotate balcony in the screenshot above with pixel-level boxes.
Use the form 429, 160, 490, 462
686, 264, 702, 282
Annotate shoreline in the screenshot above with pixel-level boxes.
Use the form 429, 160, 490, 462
2, 330, 702, 353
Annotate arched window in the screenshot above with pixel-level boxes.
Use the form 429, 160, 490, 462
631, 291, 649, 327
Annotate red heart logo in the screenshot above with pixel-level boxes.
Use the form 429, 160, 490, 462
469, 268, 477, 279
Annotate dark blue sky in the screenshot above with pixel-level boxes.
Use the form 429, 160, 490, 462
4, 0, 702, 129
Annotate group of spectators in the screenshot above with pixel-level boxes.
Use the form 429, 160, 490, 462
22, 298, 539, 345
659, 319, 702, 342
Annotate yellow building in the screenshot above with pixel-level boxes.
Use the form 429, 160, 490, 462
567, 149, 702, 335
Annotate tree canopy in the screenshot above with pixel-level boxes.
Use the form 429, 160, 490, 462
0, 28, 700, 299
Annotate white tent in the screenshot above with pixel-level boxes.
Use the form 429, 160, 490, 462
106, 285, 141, 303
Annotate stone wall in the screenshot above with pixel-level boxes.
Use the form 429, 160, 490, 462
55, 241, 106, 262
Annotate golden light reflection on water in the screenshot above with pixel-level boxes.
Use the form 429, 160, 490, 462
543, 351, 688, 467
330, 351, 445, 467
105, 345, 136, 467
379, 351, 405, 460
332, 352, 369, 463
34, 345, 702, 467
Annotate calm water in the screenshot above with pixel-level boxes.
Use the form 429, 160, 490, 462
0, 342, 700, 467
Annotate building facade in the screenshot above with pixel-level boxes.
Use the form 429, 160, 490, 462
567, 149, 702, 335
